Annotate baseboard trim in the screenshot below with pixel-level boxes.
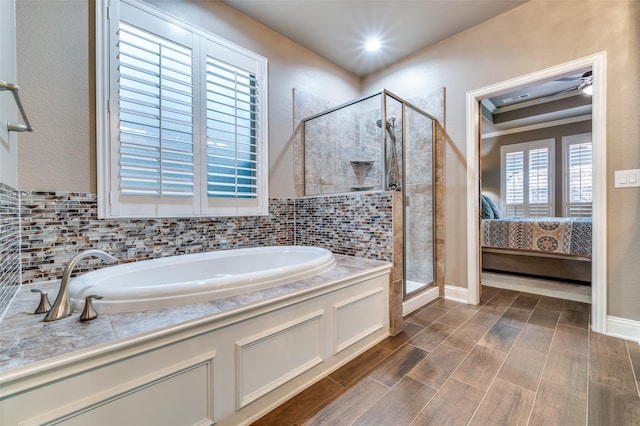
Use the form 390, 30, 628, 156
403, 286, 439, 316
606, 315, 640, 343
444, 285, 468, 303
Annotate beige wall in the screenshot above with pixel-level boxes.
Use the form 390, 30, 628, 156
16, 0, 92, 192
15, 0, 360, 196
0, 0, 18, 188
363, 0, 640, 321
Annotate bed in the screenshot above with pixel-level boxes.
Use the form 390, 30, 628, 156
480, 195, 592, 283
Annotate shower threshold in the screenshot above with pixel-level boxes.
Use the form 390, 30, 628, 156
406, 279, 433, 294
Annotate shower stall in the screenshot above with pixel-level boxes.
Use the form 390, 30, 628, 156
303, 90, 436, 299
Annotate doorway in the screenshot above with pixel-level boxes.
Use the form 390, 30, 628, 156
465, 52, 607, 333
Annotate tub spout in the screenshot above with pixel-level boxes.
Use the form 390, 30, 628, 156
44, 249, 118, 322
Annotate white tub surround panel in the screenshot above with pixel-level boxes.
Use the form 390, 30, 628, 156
333, 288, 385, 355
0, 255, 390, 426
236, 310, 325, 410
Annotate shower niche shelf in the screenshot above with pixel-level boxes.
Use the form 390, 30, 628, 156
350, 160, 375, 191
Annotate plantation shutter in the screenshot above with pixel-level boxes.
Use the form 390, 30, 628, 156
504, 151, 524, 217
205, 58, 258, 198
118, 20, 194, 197
501, 140, 554, 218
99, 0, 268, 218
565, 140, 593, 217
528, 147, 551, 217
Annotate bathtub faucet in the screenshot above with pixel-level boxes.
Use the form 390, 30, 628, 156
44, 249, 118, 322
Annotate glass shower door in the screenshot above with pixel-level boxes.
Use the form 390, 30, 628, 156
403, 106, 435, 297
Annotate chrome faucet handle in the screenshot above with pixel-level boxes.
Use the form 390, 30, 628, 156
31, 289, 51, 314
80, 295, 103, 321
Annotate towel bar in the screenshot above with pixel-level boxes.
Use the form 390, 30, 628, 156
0, 80, 33, 132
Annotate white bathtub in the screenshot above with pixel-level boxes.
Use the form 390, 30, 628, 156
69, 246, 336, 313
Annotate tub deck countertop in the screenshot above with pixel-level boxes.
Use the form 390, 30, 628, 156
0, 255, 391, 377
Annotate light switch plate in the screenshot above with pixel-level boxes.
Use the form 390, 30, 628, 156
615, 169, 640, 188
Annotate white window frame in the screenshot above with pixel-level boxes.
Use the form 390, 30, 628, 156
562, 133, 593, 217
96, 0, 268, 218
500, 139, 555, 217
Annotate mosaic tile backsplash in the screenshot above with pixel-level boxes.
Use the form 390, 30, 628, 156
295, 192, 393, 261
0, 183, 21, 318
19, 191, 393, 284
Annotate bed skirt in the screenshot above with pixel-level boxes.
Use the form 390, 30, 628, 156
482, 248, 591, 284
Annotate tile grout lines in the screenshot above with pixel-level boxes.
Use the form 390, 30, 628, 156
362, 300, 462, 426
626, 341, 640, 399
465, 297, 535, 425
406, 291, 586, 426
402, 290, 509, 425
296, 289, 601, 426
402, 304, 474, 425
525, 308, 560, 426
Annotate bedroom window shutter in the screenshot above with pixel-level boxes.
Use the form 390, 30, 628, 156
505, 151, 524, 217
205, 58, 258, 199
501, 139, 554, 218
528, 147, 551, 217
566, 141, 593, 217
118, 22, 194, 198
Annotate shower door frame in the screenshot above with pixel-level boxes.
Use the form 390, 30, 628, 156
383, 92, 438, 301
301, 89, 439, 302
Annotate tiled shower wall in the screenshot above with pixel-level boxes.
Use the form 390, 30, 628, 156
304, 98, 382, 195
19, 191, 393, 284
0, 183, 21, 317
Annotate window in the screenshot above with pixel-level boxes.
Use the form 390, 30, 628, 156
563, 134, 592, 217
96, 0, 268, 218
500, 139, 554, 217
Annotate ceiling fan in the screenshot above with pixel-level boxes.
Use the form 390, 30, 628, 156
547, 71, 593, 99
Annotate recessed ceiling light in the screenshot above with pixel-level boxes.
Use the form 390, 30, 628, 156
365, 38, 381, 52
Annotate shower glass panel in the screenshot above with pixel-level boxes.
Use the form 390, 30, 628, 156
304, 94, 383, 194
303, 90, 435, 300
403, 105, 435, 297
384, 96, 403, 191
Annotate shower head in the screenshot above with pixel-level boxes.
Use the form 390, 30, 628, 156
376, 116, 396, 129
376, 116, 397, 145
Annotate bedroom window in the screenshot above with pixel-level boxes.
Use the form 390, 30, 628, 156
96, 0, 268, 218
563, 134, 593, 217
500, 139, 554, 217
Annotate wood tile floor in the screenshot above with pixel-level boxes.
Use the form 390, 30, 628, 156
252, 286, 640, 425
